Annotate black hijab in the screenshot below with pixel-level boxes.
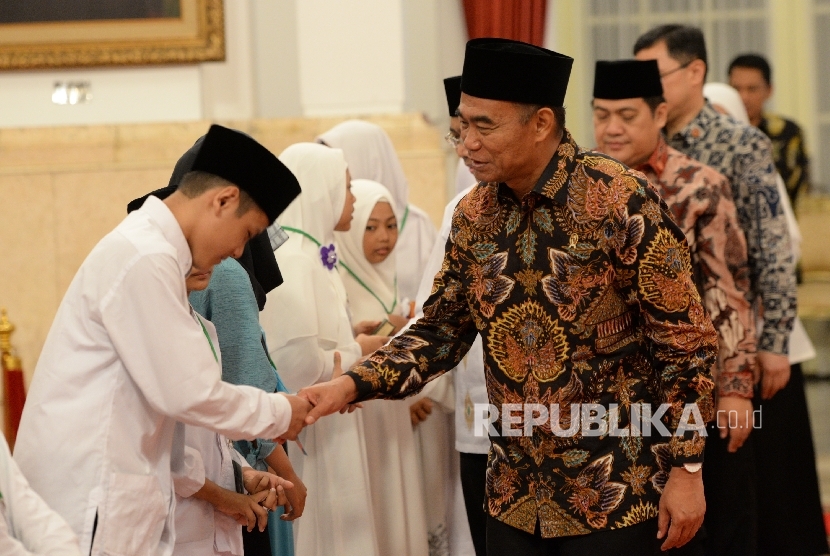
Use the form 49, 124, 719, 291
236, 232, 283, 310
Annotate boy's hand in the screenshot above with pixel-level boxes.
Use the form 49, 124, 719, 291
214, 489, 271, 532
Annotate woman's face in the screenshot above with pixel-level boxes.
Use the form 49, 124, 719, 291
185, 266, 213, 293
334, 169, 356, 232
362, 201, 398, 264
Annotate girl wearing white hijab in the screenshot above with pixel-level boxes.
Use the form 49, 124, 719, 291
335, 179, 429, 556
317, 120, 438, 306
259, 143, 380, 556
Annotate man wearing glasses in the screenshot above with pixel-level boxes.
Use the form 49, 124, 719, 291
634, 25, 797, 556
444, 75, 477, 194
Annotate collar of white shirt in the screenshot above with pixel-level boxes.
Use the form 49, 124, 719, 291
139, 195, 193, 278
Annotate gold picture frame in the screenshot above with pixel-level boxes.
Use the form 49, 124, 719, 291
0, 0, 224, 71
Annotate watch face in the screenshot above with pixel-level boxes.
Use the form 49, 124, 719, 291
683, 462, 703, 473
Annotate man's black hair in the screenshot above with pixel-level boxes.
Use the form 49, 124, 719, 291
633, 25, 708, 80
518, 104, 566, 131
644, 95, 667, 114
728, 53, 771, 85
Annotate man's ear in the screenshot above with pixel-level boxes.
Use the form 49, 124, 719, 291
211, 185, 241, 215
654, 102, 669, 129
535, 107, 556, 140
688, 58, 707, 88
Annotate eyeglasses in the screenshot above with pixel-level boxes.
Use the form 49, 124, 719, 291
659, 60, 692, 78
444, 131, 461, 148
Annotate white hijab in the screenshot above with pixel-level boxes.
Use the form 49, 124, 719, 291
336, 179, 400, 323
317, 120, 410, 212
261, 143, 361, 391
704, 82, 750, 125
317, 120, 437, 303
276, 142, 346, 255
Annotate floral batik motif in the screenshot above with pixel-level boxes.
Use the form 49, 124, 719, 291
347, 131, 717, 537
488, 300, 568, 383
637, 136, 756, 398
559, 453, 627, 529
669, 102, 796, 354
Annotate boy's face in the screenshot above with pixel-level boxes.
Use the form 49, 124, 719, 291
189, 185, 269, 273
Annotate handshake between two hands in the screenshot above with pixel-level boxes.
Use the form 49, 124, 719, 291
275, 352, 362, 442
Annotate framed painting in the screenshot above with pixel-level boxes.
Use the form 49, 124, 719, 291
0, 0, 224, 70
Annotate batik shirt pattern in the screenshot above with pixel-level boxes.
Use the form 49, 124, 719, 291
346, 132, 717, 538
668, 102, 796, 354
759, 113, 810, 205
637, 138, 756, 398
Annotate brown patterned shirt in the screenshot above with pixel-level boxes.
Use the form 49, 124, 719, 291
346, 131, 717, 538
636, 137, 756, 398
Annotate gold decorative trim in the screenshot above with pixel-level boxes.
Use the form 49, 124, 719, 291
0, 0, 224, 71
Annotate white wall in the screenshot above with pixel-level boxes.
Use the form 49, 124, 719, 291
294, 0, 407, 116
401, 0, 468, 125
0, 66, 202, 128
251, 0, 302, 118
200, 0, 254, 120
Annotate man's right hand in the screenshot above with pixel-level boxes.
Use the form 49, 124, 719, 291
758, 350, 790, 399
298, 353, 360, 425
716, 396, 753, 452
277, 393, 312, 441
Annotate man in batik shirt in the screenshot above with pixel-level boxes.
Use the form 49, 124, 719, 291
302, 39, 717, 555
592, 59, 756, 440
634, 25, 795, 394
728, 53, 810, 207
634, 25, 798, 555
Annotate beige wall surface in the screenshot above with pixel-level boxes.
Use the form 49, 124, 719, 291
0, 114, 448, 389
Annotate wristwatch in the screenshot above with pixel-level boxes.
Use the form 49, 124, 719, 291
682, 462, 703, 473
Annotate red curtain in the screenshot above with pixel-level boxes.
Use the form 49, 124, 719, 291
3, 356, 26, 449
462, 0, 547, 47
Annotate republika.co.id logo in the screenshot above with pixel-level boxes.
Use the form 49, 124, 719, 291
473, 403, 762, 437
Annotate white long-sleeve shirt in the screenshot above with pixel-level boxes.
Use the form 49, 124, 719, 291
172, 317, 246, 556
173, 428, 247, 556
0, 435, 81, 556
411, 185, 489, 455
14, 196, 292, 556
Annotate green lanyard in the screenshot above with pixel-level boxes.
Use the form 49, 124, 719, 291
264, 346, 277, 370
339, 263, 398, 314
282, 226, 398, 314
195, 313, 218, 363
400, 205, 410, 233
